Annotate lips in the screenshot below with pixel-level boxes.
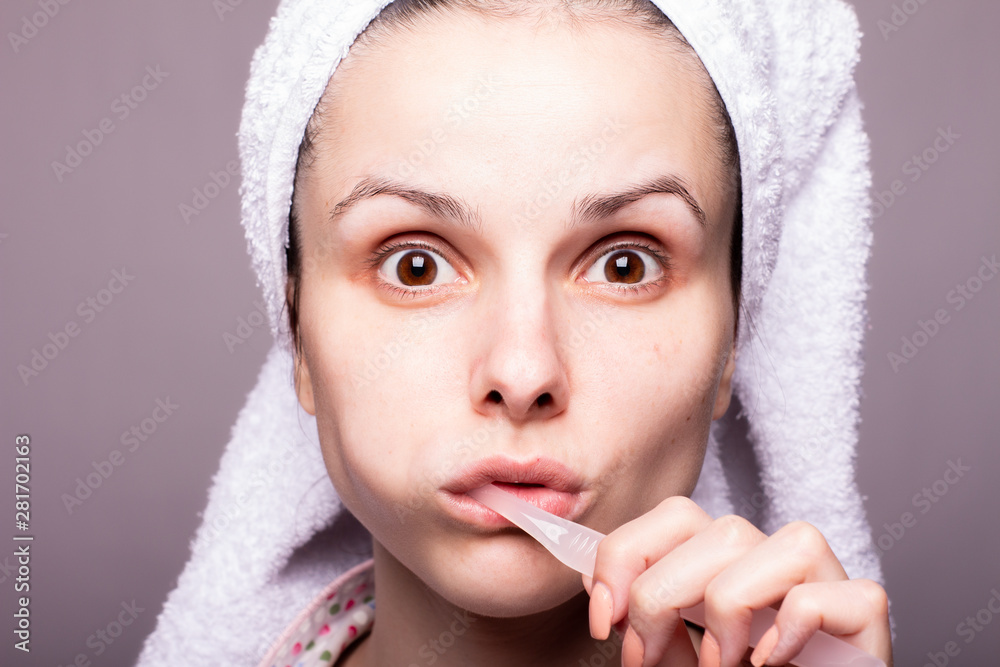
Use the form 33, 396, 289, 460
440, 455, 587, 527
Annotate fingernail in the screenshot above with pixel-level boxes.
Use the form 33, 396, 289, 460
582, 573, 594, 595
766, 625, 800, 665
750, 625, 779, 667
589, 582, 614, 640
699, 630, 721, 667
622, 625, 644, 667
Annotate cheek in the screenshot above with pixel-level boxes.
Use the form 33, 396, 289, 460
299, 285, 463, 514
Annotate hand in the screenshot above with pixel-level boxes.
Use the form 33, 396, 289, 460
582, 496, 893, 666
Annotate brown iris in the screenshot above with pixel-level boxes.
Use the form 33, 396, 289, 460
605, 250, 645, 284
397, 250, 437, 286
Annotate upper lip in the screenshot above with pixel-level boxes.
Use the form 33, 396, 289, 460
442, 454, 585, 494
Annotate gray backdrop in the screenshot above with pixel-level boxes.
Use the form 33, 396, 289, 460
1, 1, 997, 665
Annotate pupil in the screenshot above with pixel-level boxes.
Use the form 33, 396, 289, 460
398, 250, 437, 286
605, 251, 644, 283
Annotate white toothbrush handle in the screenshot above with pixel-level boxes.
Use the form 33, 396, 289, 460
677, 603, 884, 666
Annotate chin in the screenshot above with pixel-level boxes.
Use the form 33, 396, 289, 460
420, 533, 585, 618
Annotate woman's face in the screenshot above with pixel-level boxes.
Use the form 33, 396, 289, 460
291, 11, 738, 616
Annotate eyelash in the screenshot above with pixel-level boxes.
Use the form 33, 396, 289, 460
367, 238, 672, 298
594, 240, 672, 296
366, 240, 450, 299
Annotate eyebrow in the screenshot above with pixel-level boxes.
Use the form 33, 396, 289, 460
327, 174, 706, 232
571, 175, 707, 229
329, 176, 484, 232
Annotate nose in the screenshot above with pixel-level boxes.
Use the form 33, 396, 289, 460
470, 288, 569, 423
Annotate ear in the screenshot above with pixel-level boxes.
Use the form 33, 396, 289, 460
712, 334, 737, 420
293, 350, 317, 416
288, 282, 316, 416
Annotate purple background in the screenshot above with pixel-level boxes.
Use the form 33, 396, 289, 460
1, 1, 997, 665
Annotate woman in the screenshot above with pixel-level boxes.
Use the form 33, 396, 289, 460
137, 1, 892, 665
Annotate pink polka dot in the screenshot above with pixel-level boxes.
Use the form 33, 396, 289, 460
354, 584, 366, 594
345, 599, 355, 610
348, 625, 358, 639
318, 624, 330, 636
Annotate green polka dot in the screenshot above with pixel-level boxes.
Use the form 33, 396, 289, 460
329, 603, 341, 614
320, 650, 332, 660
305, 640, 314, 651
363, 595, 373, 603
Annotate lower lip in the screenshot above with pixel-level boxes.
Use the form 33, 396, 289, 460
442, 482, 583, 528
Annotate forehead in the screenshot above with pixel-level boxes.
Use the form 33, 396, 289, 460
316, 11, 728, 225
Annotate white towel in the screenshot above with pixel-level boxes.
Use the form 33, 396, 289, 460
136, 1, 884, 663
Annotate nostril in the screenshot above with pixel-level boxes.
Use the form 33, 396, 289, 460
536, 393, 552, 408
487, 390, 502, 404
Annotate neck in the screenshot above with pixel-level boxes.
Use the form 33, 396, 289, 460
354, 541, 622, 667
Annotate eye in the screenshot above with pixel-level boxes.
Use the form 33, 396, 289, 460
376, 242, 461, 293
582, 242, 668, 293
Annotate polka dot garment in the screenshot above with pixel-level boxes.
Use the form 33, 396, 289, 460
260, 560, 375, 667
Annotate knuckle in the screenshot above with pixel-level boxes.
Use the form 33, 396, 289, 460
630, 579, 666, 616
703, 577, 741, 613
782, 521, 830, 560
595, 533, 632, 565
712, 513, 759, 548
781, 584, 823, 619
856, 579, 890, 616
657, 495, 699, 516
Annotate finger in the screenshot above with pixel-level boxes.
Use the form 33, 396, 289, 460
625, 514, 766, 666
662, 621, 700, 667
755, 579, 892, 666
621, 617, 700, 667
589, 496, 713, 640
700, 520, 848, 665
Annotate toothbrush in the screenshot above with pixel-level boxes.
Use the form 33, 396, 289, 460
468, 484, 886, 667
